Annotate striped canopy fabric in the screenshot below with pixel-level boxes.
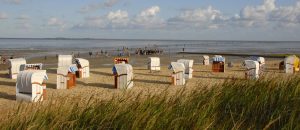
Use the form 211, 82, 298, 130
213, 57, 225, 62
68, 66, 78, 73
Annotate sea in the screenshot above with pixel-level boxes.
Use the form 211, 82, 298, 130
0, 38, 300, 57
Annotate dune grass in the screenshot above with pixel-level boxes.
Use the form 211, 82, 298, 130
0, 76, 300, 129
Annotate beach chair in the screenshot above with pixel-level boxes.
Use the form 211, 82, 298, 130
243, 60, 259, 80
8, 58, 26, 79
212, 56, 225, 72
114, 57, 129, 64
284, 55, 300, 74
16, 70, 47, 102
203, 55, 209, 65
57, 64, 78, 89
75, 58, 90, 78
148, 57, 160, 72
177, 59, 194, 79
168, 62, 185, 86
20, 63, 43, 71
112, 64, 134, 89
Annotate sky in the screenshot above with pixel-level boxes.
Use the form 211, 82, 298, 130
0, 0, 300, 41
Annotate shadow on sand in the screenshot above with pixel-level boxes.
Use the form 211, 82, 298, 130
193, 76, 237, 80
46, 83, 57, 89
0, 92, 16, 100
135, 79, 170, 85
90, 71, 113, 77
46, 68, 57, 74
135, 72, 169, 78
0, 80, 15, 87
77, 81, 115, 89
0, 73, 9, 79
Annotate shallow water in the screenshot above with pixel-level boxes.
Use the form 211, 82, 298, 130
0, 38, 299, 55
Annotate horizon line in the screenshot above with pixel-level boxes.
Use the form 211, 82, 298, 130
0, 37, 299, 42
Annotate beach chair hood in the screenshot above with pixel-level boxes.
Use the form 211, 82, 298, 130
57, 64, 78, 75
58, 55, 73, 67
244, 60, 259, 69
148, 57, 160, 67
113, 64, 132, 75
169, 62, 185, 73
203, 55, 209, 60
8, 58, 26, 74
257, 57, 265, 64
177, 59, 194, 73
16, 70, 47, 93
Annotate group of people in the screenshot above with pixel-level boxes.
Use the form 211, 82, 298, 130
135, 48, 163, 55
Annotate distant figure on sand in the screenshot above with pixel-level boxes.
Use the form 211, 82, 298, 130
89, 52, 93, 57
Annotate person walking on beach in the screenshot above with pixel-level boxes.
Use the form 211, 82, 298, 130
89, 52, 93, 58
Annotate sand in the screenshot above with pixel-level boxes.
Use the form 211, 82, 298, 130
0, 52, 285, 116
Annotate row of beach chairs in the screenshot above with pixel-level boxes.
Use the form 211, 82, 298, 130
6, 54, 300, 103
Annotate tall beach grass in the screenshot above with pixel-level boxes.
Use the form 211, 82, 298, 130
0, 76, 300, 129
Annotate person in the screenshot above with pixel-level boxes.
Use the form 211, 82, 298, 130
77, 52, 80, 57
89, 52, 93, 57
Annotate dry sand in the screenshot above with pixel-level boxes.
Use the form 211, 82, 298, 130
0, 52, 285, 115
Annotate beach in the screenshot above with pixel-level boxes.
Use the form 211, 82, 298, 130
0, 50, 286, 116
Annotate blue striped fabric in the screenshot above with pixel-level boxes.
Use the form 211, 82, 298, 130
69, 66, 78, 73
213, 57, 225, 62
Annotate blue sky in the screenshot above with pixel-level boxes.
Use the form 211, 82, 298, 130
0, 0, 300, 40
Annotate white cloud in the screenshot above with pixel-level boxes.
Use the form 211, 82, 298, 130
167, 6, 226, 29
80, 0, 120, 13
74, 6, 165, 29
107, 10, 129, 28
73, 1, 300, 31
47, 17, 66, 31
140, 6, 160, 17
0, 12, 8, 19
133, 6, 165, 28
235, 0, 300, 28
